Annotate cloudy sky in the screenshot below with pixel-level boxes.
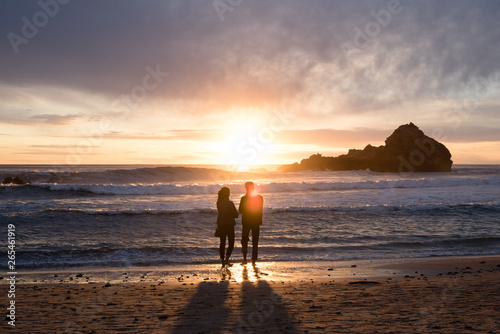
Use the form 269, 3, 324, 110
1, 0, 499, 167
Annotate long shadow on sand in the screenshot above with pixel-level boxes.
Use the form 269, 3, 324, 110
171, 266, 299, 333
171, 280, 230, 334
237, 279, 299, 333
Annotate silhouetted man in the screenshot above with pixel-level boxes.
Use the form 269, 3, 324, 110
239, 182, 263, 266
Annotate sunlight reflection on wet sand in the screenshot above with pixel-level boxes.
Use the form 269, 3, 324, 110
220, 264, 263, 282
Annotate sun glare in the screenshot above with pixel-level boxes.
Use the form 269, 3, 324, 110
209, 118, 276, 170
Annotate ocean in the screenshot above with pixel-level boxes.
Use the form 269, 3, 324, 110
1, 164, 499, 270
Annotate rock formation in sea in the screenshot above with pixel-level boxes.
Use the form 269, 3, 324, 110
279, 123, 453, 173
2, 176, 30, 185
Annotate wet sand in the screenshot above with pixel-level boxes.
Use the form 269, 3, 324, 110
1, 255, 500, 333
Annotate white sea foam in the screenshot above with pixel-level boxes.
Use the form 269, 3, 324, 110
22, 175, 500, 196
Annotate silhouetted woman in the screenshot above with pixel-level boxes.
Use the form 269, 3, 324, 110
216, 187, 238, 267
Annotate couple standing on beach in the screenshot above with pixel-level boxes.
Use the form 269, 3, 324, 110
216, 182, 263, 267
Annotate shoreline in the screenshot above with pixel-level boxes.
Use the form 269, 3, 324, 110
4, 254, 500, 285
1, 255, 499, 333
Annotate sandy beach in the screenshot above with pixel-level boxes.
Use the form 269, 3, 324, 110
1, 255, 500, 333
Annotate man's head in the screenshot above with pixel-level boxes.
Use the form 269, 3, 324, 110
245, 181, 255, 194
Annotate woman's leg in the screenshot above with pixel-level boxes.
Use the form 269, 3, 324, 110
219, 231, 226, 261
226, 228, 235, 261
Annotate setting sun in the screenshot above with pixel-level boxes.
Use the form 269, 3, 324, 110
207, 117, 279, 170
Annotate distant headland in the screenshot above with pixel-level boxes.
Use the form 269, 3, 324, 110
279, 123, 453, 173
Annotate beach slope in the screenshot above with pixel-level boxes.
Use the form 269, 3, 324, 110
1, 256, 499, 333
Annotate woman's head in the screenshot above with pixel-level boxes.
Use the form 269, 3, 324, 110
218, 186, 230, 201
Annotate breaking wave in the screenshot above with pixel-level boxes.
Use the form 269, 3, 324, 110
2, 176, 499, 196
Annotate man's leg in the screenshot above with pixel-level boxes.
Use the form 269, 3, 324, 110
241, 225, 250, 264
251, 226, 260, 265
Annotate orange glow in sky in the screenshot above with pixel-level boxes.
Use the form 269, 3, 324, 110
1, 2, 499, 165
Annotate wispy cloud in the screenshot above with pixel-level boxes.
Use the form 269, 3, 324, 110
30, 113, 82, 125
0, 109, 85, 126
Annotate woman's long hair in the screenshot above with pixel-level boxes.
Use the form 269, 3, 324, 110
217, 187, 230, 203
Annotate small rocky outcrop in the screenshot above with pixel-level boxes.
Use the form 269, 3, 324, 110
2, 176, 29, 185
279, 123, 452, 173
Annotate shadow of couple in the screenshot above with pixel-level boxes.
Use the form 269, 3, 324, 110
171, 271, 299, 333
